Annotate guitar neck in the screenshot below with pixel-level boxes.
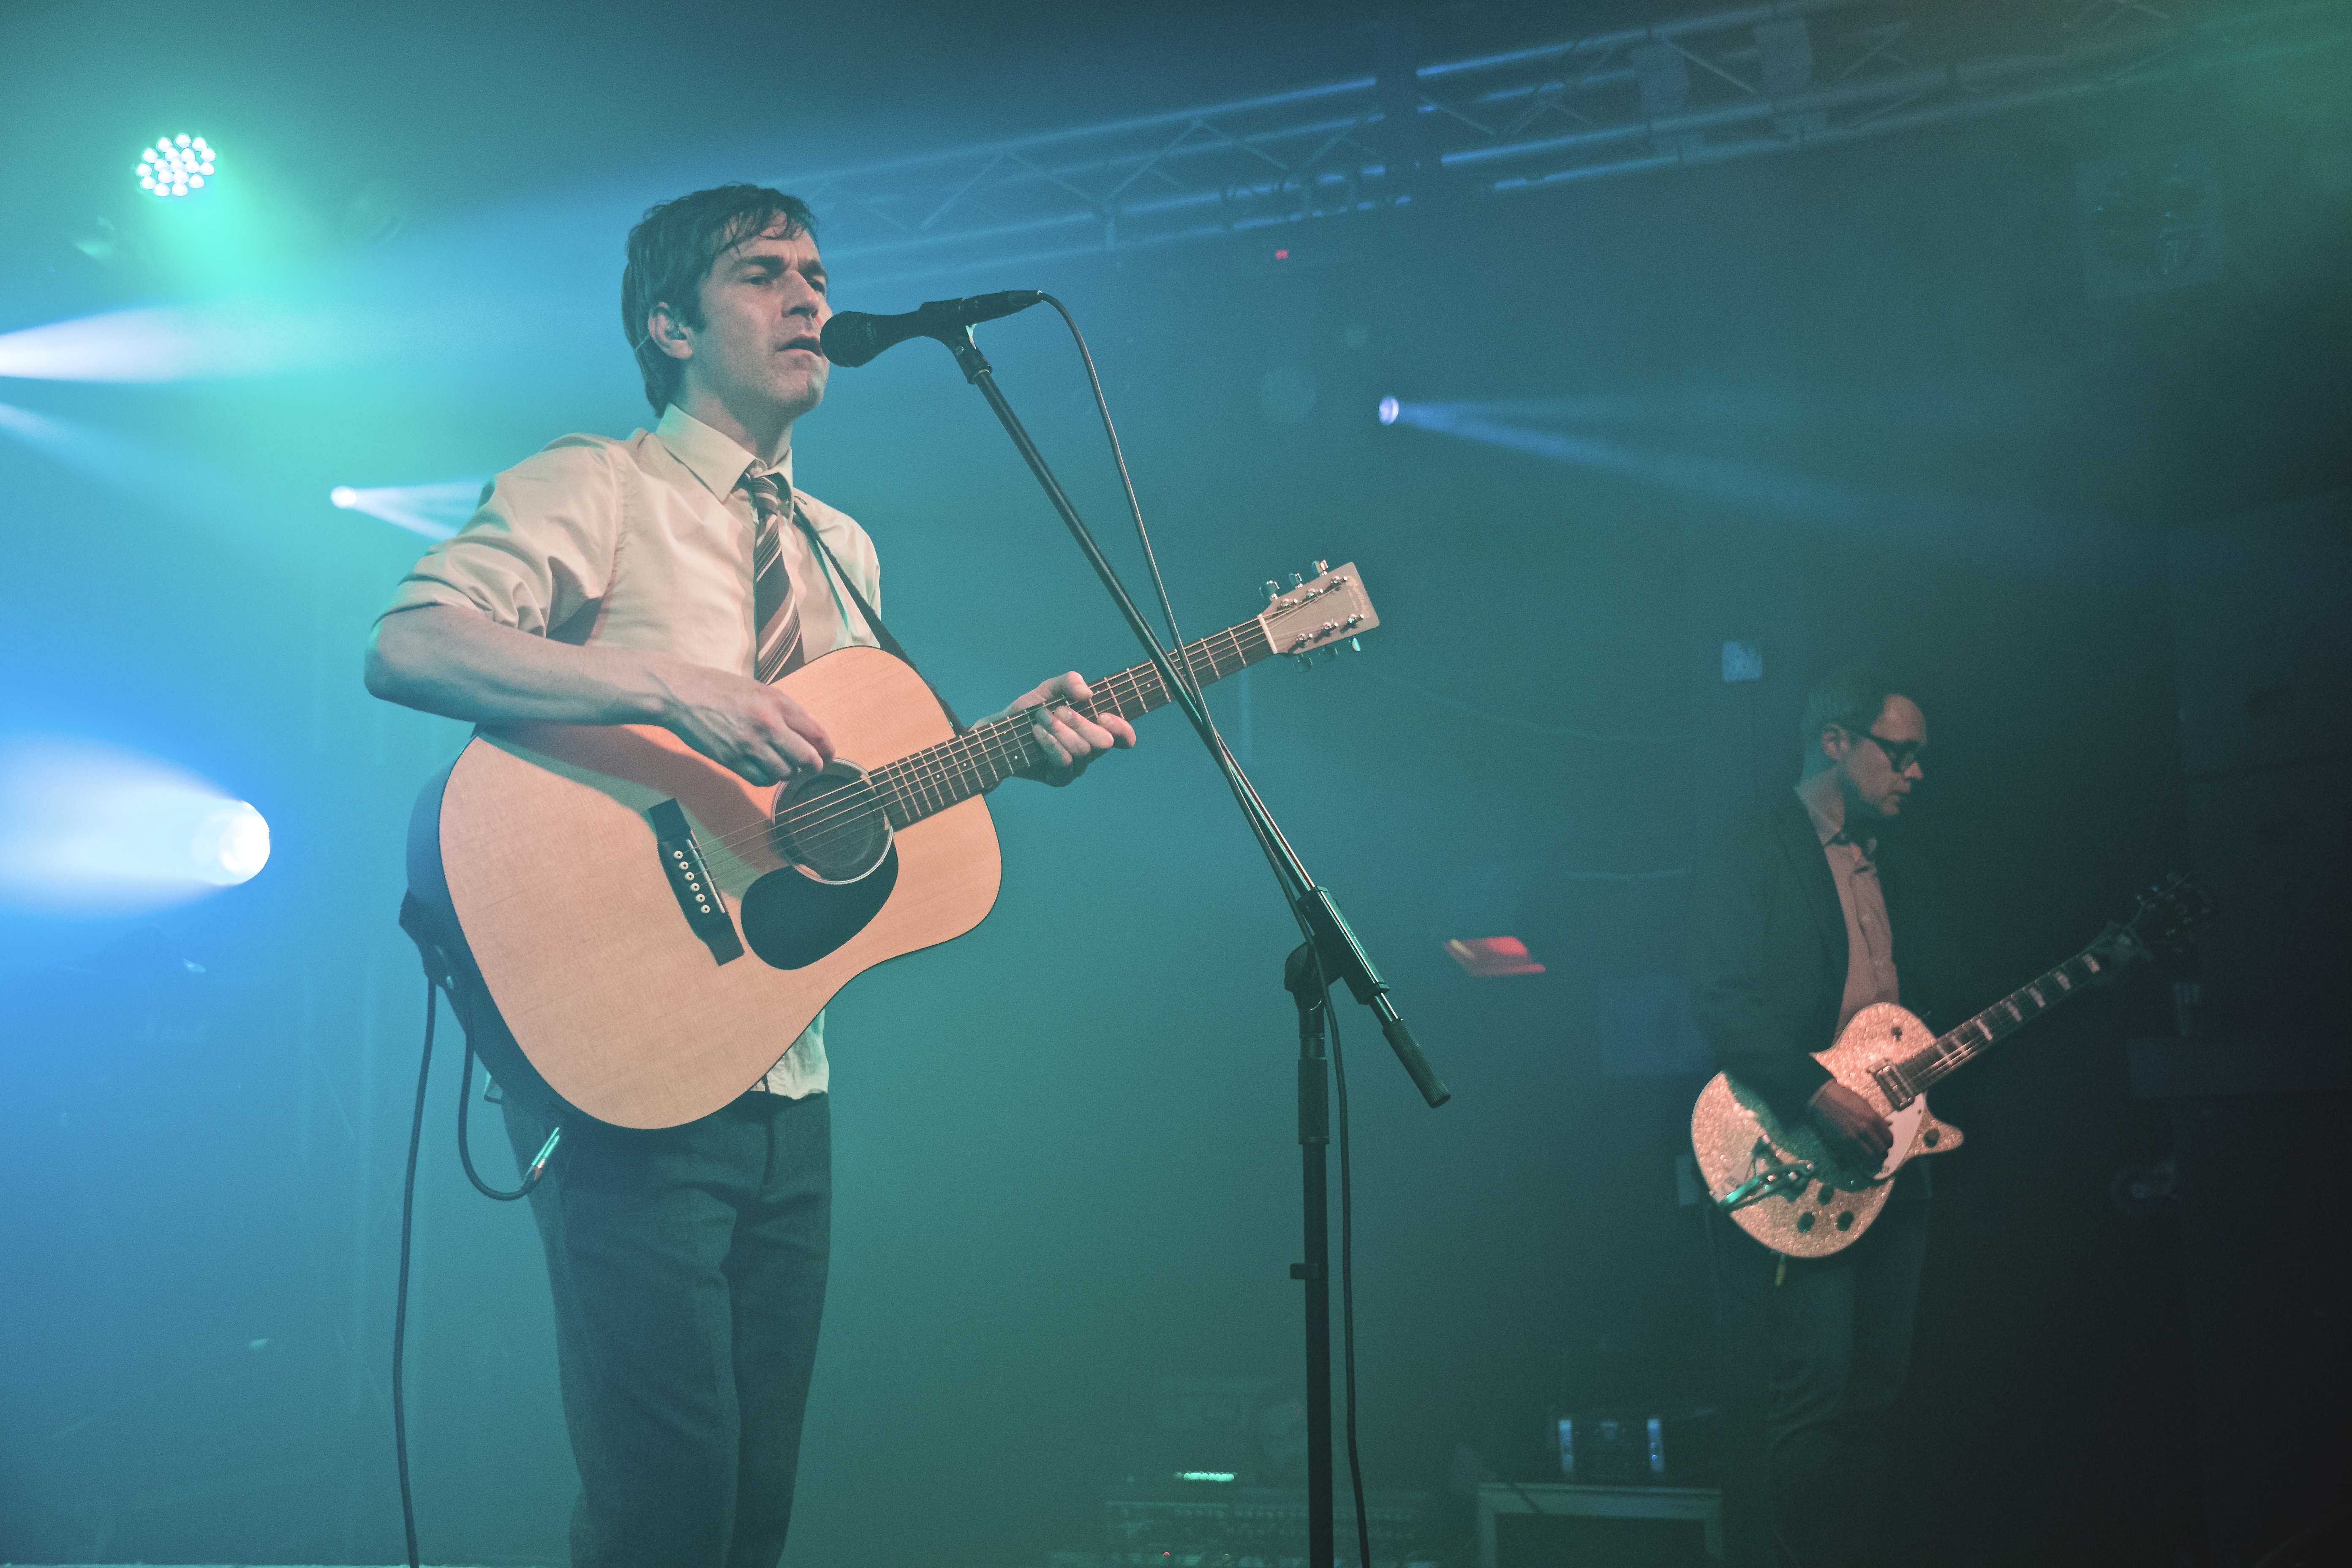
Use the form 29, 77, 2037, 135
867, 618, 1276, 829
1893, 945, 2118, 1095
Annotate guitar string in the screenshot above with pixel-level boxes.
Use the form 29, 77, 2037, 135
678, 623, 1269, 870
1874, 880, 2199, 1098
1888, 950, 2104, 1095
683, 650, 1189, 866
729, 614, 1279, 856
702, 631, 1236, 860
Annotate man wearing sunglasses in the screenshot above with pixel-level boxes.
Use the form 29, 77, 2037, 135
1691, 663, 1962, 1568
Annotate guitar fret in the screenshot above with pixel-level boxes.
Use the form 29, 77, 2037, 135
866, 615, 1286, 833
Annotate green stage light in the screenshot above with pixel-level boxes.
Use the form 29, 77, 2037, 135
138, 134, 215, 198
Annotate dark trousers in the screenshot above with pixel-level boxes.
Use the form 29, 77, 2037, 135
1761, 1182, 1928, 1568
1709, 1176, 1927, 1568
501, 1088, 832, 1568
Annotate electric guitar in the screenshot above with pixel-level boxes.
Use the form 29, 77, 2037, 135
1690, 873, 2215, 1257
408, 563, 1378, 1129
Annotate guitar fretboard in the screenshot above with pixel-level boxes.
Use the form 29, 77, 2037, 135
1888, 948, 2112, 1098
856, 617, 1276, 830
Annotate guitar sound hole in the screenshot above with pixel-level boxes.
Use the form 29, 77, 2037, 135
771, 763, 892, 884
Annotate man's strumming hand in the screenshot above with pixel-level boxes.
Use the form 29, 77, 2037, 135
1808, 1081, 1894, 1169
656, 659, 835, 787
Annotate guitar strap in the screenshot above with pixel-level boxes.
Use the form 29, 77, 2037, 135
803, 524, 966, 733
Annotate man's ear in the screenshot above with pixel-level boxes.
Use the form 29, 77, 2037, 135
1819, 724, 1850, 765
647, 303, 694, 363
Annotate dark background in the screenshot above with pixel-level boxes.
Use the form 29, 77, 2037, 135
1, 2, 2345, 1565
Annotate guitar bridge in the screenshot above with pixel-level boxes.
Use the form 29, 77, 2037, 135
649, 800, 744, 967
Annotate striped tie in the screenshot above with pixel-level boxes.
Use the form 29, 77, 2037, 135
741, 464, 803, 683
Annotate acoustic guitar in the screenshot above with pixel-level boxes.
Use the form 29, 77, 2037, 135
408, 562, 1377, 1129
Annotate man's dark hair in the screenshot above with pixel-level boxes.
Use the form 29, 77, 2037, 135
1801, 661, 1916, 743
621, 184, 818, 414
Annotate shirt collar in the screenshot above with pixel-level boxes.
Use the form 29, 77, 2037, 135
654, 404, 793, 501
1795, 771, 1859, 848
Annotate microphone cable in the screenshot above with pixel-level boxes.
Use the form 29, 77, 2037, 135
1040, 295, 1374, 1567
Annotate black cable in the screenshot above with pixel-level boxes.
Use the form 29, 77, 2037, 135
393, 975, 435, 1568
393, 971, 552, 1568
1324, 960, 1374, 1568
455, 1032, 536, 1202
1042, 293, 1377, 1563
1033, 293, 1310, 925
1040, 294, 1195, 700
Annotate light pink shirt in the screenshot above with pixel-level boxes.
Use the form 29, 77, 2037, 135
379, 405, 880, 1097
1796, 771, 1903, 1037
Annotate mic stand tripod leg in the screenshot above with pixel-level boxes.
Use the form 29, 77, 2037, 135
1286, 941, 1337, 1568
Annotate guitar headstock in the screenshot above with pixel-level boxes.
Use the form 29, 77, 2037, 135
1258, 561, 1378, 667
2115, 871, 2219, 959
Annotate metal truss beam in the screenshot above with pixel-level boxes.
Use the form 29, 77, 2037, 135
778, 0, 2352, 286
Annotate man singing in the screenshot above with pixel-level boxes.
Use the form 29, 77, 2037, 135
365, 184, 1133, 1567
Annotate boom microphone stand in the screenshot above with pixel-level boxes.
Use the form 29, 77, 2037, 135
931, 320, 1452, 1563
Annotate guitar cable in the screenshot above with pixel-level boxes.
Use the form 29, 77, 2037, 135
1045, 298, 1374, 1567
393, 971, 559, 1568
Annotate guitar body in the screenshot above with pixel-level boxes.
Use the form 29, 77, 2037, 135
1690, 1003, 1965, 1258
426, 645, 1001, 1129
403, 561, 1387, 1130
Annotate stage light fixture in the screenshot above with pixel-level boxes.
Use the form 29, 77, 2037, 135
1377, 396, 1399, 425
0, 737, 270, 914
137, 134, 216, 199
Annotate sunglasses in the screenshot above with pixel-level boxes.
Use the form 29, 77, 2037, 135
1853, 730, 1925, 772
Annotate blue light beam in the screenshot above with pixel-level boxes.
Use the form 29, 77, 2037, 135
329, 479, 485, 539
0, 738, 270, 915
1380, 399, 2085, 546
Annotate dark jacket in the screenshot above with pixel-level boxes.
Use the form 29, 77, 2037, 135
1690, 792, 1961, 1130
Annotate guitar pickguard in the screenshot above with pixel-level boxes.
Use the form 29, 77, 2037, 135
738, 848, 901, 970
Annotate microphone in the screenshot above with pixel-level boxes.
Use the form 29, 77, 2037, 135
819, 290, 1044, 368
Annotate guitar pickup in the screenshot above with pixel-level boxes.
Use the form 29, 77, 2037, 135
649, 800, 745, 966
1871, 1064, 1915, 1109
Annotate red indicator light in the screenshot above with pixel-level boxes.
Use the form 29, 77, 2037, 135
1274, 248, 1290, 260
1444, 936, 1546, 977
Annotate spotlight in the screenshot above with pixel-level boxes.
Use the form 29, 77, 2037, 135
137, 133, 216, 199
192, 800, 271, 885
0, 737, 270, 914
326, 478, 485, 539
1377, 396, 1399, 425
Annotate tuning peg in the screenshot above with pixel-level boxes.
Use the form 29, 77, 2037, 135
1313, 559, 1329, 575
1350, 637, 1361, 652
1290, 572, 1304, 590
1265, 580, 1281, 603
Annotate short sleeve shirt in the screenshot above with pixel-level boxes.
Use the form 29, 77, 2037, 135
378, 405, 879, 1097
